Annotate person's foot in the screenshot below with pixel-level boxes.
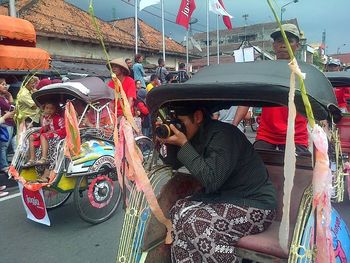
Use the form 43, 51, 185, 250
0, 185, 6, 191
35, 158, 49, 166
0, 191, 9, 197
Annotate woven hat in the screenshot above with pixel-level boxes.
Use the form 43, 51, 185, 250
271, 23, 300, 41
107, 58, 130, 74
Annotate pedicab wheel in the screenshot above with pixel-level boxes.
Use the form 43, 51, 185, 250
43, 188, 71, 210
135, 136, 154, 165
73, 165, 121, 224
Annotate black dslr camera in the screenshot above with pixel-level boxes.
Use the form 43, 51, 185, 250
155, 110, 185, 139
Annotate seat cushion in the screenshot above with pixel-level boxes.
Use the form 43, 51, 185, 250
236, 221, 289, 259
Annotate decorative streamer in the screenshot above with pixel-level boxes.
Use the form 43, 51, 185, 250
267, 1, 335, 261
89, 0, 171, 243
64, 101, 81, 158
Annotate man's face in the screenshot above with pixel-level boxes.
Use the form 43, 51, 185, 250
273, 35, 300, 60
327, 64, 340, 72
177, 110, 202, 140
111, 64, 122, 76
126, 59, 132, 69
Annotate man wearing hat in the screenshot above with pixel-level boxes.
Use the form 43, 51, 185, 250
326, 59, 342, 72
236, 23, 309, 153
107, 58, 136, 117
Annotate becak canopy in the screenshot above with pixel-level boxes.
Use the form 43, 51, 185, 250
0, 15, 36, 47
0, 45, 50, 70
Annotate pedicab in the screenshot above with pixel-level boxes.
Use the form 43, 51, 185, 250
10, 76, 153, 224
116, 60, 350, 262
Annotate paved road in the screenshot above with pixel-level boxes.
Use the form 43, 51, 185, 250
0, 188, 125, 263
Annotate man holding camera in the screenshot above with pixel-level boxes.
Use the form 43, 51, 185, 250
158, 104, 276, 263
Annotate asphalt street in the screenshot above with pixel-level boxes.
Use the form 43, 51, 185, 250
0, 189, 125, 263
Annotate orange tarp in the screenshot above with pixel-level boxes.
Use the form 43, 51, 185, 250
0, 45, 50, 70
0, 15, 36, 45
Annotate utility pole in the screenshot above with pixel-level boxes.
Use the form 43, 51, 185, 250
9, 0, 16, 17
322, 29, 326, 55
242, 14, 249, 42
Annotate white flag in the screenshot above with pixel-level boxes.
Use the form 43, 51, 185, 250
139, 0, 160, 11
209, 0, 233, 18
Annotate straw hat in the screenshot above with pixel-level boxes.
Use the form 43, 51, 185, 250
107, 58, 130, 74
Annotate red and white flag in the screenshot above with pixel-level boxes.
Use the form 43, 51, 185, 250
139, 0, 160, 11
209, 0, 233, 18
218, 0, 232, 30
176, 0, 196, 30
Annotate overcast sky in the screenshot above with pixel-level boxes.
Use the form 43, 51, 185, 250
68, 0, 350, 55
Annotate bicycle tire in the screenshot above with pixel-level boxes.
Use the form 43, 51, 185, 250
43, 189, 71, 210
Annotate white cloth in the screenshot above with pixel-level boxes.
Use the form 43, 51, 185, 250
209, 0, 233, 18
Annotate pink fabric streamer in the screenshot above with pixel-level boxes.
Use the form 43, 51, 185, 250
116, 117, 173, 244
311, 125, 335, 263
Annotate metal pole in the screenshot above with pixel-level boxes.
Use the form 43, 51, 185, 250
161, 0, 165, 61
135, 0, 138, 54
9, 0, 16, 17
186, 30, 189, 73
206, 0, 210, 66
217, 15, 219, 64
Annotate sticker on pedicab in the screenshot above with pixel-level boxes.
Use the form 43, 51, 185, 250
88, 176, 114, 208
18, 182, 50, 226
299, 208, 350, 262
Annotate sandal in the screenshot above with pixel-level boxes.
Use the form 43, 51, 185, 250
35, 158, 49, 166
23, 160, 36, 167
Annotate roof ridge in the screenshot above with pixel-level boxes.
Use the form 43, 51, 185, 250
18, 0, 39, 15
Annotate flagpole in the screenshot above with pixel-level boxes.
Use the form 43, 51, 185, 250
186, 29, 189, 73
206, 0, 209, 66
161, 0, 165, 61
135, 0, 138, 54
216, 15, 219, 64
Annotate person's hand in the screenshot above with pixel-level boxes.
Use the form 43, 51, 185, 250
157, 124, 188, 147
3, 111, 14, 120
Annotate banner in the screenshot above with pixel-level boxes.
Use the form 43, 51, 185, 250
176, 0, 196, 30
18, 182, 50, 226
218, 0, 232, 30
209, 0, 232, 18
139, 0, 160, 11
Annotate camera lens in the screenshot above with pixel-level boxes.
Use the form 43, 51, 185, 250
155, 124, 171, 138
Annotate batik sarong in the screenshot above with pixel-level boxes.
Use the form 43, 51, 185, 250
170, 198, 275, 263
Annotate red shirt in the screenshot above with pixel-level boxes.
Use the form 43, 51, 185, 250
108, 76, 136, 116
334, 87, 350, 110
256, 106, 308, 147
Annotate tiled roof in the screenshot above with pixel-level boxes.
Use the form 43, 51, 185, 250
110, 17, 186, 55
0, 0, 185, 55
329, 53, 350, 65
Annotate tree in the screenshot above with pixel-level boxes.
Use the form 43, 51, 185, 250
312, 52, 325, 71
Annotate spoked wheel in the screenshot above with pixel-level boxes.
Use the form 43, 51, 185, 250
135, 136, 154, 165
43, 188, 71, 210
74, 165, 121, 224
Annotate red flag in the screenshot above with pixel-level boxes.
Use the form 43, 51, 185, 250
176, 0, 196, 30
218, 0, 232, 30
